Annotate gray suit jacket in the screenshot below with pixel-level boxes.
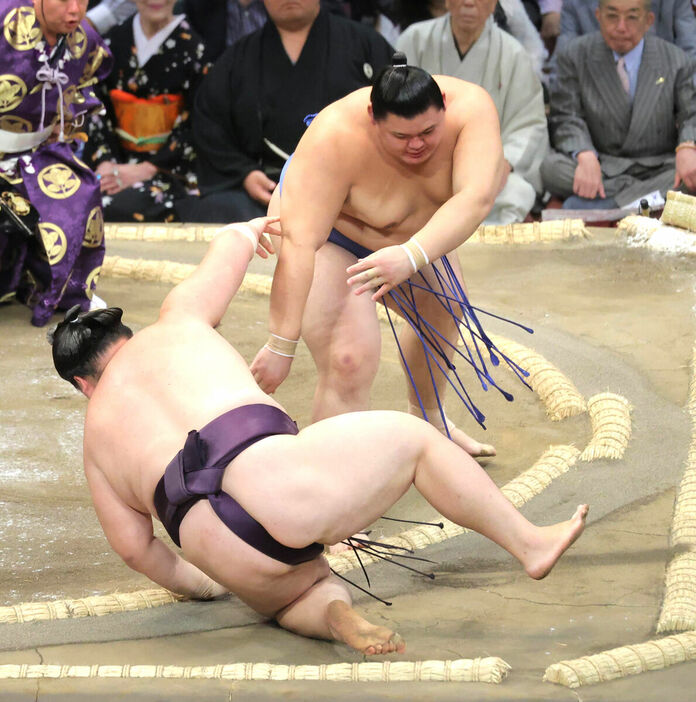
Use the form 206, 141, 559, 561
549, 32, 696, 177
558, 0, 696, 59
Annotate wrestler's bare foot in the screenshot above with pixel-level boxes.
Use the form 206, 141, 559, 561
327, 600, 406, 655
445, 422, 496, 458
523, 504, 589, 580
328, 533, 370, 555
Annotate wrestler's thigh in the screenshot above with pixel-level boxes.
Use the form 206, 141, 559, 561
227, 411, 429, 545
179, 500, 330, 618
302, 243, 381, 366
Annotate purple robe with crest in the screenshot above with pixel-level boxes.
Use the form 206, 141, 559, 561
0, 0, 112, 326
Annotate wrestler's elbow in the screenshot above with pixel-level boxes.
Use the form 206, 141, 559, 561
112, 535, 155, 574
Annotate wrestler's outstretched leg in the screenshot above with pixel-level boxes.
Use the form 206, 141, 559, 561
388, 253, 495, 457
227, 411, 588, 582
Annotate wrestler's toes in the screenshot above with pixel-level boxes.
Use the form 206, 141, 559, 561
390, 633, 406, 653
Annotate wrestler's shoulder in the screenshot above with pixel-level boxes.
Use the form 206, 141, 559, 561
435, 75, 496, 120
307, 90, 371, 139
434, 75, 491, 102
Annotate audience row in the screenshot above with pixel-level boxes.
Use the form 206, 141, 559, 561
82, 0, 696, 226
1, 0, 694, 328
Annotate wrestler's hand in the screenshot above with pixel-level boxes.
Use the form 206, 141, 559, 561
244, 170, 277, 205
674, 146, 696, 192
346, 245, 414, 301
191, 574, 228, 600
573, 151, 605, 200
250, 346, 293, 394
245, 215, 281, 258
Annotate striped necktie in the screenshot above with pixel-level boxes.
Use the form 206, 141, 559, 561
616, 56, 630, 94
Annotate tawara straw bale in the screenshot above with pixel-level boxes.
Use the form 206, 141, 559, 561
579, 393, 632, 461
657, 552, 696, 633
656, 344, 696, 632
543, 631, 696, 688
471, 220, 590, 245
488, 334, 587, 421
103, 221, 590, 246
104, 223, 219, 242
661, 191, 696, 233
0, 658, 511, 683
616, 215, 663, 240
501, 445, 580, 508
0, 589, 181, 625
101, 255, 272, 296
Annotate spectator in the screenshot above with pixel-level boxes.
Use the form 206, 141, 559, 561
0, 0, 113, 326
397, 0, 549, 223
541, 0, 696, 209
83, 0, 210, 222
558, 0, 696, 60
186, 0, 393, 223
182, 0, 348, 61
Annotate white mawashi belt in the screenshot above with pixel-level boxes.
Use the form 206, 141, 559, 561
0, 126, 53, 154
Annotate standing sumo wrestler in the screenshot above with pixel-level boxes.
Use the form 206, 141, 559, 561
251, 54, 524, 456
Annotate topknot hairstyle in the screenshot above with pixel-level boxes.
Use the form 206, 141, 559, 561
48, 305, 133, 388
370, 52, 444, 121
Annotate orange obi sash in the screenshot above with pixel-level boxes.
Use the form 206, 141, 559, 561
109, 89, 184, 153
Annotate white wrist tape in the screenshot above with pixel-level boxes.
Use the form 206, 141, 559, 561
218, 222, 259, 254
400, 238, 429, 273
264, 332, 299, 358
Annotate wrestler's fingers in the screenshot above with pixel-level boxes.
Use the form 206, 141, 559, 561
371, 282, 392, 301
346, 258, 374, 276
347, 267, 377, 287
258, 234, 275, 255
264, 223, 282, 236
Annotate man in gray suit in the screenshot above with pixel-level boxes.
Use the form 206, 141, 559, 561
557, 0, 696, 59
541, 0, 696, 209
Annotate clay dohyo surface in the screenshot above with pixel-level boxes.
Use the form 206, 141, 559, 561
0, 229, 694, 700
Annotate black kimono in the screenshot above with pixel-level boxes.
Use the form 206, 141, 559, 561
188, 9, 393, 222
84, 15, 210, 222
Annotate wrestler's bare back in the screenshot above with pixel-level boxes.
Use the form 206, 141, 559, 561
82, 319, 281, 518
287, 76, 488, 250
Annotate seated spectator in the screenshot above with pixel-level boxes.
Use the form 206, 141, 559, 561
397, 0, 549, 224
83, 0, 210, 222
541, 0, 696, 209
182, 0, 348, 62
0, 0, 112, 326
558, 0, 696, 60
186, 0, 393, 223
